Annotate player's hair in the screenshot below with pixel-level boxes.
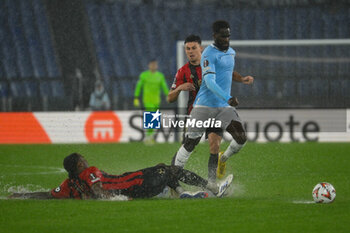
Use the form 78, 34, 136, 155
212, 20, 230, 33
63, 153, 81, 179
184, 34, 201, 45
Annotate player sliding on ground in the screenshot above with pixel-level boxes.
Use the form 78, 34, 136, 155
9, 153, 233, 200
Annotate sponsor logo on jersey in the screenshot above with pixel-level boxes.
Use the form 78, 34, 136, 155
90, 173, 100, 183
203, 60, 209, 67
203, 67, 210, 72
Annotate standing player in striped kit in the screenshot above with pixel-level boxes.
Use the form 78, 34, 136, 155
168, 35, 224, 183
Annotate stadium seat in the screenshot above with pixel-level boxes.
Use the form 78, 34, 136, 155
20, 0, 47, 78
32, 0, 61, 77
10, 82, 26, 97
309, 8, 324, 39
51, 80, 65, 97
6, 0, 34, 78
39, 81, 52, 97
0, 82, 9, 97
251, 79, 264, 97
266, 79, 277, 97
23, 81, 39, 98
297, 79, 312, 97
282, 79, 297, 97
296, 8, 310, 39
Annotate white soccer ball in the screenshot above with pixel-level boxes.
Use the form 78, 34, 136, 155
312, 182, 336, 203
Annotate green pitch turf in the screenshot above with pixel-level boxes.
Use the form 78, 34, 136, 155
0, 142, 349, 233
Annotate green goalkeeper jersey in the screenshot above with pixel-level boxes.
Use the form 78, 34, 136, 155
134, 70, 169, 106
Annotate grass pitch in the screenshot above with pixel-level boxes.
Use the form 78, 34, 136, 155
0, 142, 349, 233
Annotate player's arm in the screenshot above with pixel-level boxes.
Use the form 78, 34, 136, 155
204, 73, 232, 102
9, 191, 53, 199
90, 181, 114, 199
167, 68, 195, 103
167, 83, 195, 103
232, 71, 254, 84
202, 54, 232, 102
134, 74, 144, 107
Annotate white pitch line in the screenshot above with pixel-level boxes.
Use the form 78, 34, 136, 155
292, 200, 315, 204
0, 164, 65, 176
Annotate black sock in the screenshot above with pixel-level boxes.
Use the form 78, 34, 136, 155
171, 152, 177, 165
170, 166, 208, 188
208, 153, 218, 182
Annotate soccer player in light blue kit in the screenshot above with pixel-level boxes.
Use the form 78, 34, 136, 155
173, 20, 254, 190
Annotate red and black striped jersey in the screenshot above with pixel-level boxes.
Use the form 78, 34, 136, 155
171, 62, 202, 114
51, 166, 144, 199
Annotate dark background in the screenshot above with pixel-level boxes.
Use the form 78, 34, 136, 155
0, 0, 349, 111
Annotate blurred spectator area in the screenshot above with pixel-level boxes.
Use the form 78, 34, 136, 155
0, 0, 66, 111
0, 0, 349, 111
85, 1, 349, 108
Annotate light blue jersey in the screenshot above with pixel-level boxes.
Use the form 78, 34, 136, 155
194, 44, 235, 107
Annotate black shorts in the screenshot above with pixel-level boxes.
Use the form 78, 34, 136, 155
120, 164, 172, 198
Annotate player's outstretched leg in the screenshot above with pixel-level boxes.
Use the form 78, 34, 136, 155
173, 136, 201, 168
208, 153, 218, 182
218, 121, 247, 178
217, 151, 225, 179
216, 174, 234, 197
168, 165, 219, 197
207, 132, 221, 181
145, 128, 155, 145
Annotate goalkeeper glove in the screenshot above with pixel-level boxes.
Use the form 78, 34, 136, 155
133, 98, 140, 107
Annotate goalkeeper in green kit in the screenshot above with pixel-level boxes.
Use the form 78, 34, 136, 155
134, 59, 169, 143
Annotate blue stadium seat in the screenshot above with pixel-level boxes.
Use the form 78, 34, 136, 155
331, 79, 350, 98
23, 80, 39, 97
268, 8, 283, 39
32, 0, 61, 77
282, 8, 296, 39
39, 81, 52, 97
0, 82, 9, 97
311, 79, 329, 97
296, 8, 310, 39
86, 4, 113, 78
266, 79, 277, 97
240, 9, 255, 40
0, 0, 60, 80
251, 79, 264, 97
282, 79, 297, 97
10, 82, 26, 97
254, 9, 269, 39
112, 80, 120, 98
297, 79, 312, 97
6, 0, 34, 78
51, 80, 65, 97
20, 0, 47, 78
120, 78, 137, 99
309, 7, 324, 39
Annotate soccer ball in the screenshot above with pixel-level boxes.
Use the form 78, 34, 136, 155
312, 182, 336, 203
